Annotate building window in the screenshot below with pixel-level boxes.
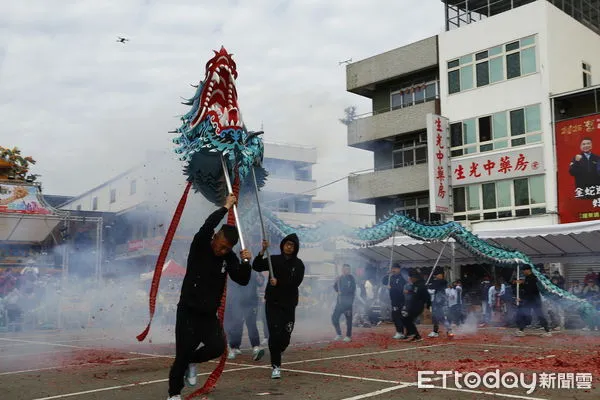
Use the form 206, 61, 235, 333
453, 175, 546, 221
130, 180, 137, 195
392, 133, 428, 168
76, 205, 82, 211
393, 195, 441, 222
447, 35, 536, 94
390, 80, 438, 110
278, 199, 289, 212
294, 166, 311, 181
450, 104, 542, 157
583, 62, 592, 87
110, 189, 116, 204
92, 197, 98, 211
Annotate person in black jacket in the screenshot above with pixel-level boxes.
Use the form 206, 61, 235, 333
382, 264, 406, 339
225, 270, 265, 361
167, 194, 252, 400
331, 264, 356, 342
515, 265, 551, 337
401, 269, 431, 342
427, 269, 453, 338
253, 234, 305, 379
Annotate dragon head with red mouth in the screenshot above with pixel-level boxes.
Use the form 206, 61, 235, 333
172, 46, 267, 205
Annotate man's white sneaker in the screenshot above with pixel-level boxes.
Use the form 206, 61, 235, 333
392, 332, 407, 339
167, 395, 182, 400
333, 335, 343, 341
227, 349, 237, 359
271, 366, 281, 379
343, 336, 352, 342
233, 348, 242, 355
252, 346, 265, 361
515, 330, 526, 337
541, 331, 552, 337
184, 363, 197, 386
428, 331, 439, 338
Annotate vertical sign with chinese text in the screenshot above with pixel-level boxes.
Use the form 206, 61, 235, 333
555, 114, 600, 223
427, 114, 453, 215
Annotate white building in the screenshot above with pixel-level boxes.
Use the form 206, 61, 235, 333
439, 0, 600, 229
344, 0, 600, 281
60, 142, 373, 276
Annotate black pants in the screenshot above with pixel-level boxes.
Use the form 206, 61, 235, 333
401, 310, 421, 338
449, 304, 463, 326
168, 305, 226, 397
391, 304, 404, 334
517, 299, 549, 331
266, 302, 295, 368
331, 302, 353, 337
432, 305, 450, 333
227, 303, 260, 348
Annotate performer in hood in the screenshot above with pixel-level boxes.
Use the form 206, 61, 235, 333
253, 233, 305, 379
332, 264, 356, 342
167, 194, 252, 400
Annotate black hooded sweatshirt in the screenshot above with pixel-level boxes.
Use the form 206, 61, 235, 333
178, 207, 251, 314
252, 233, 305, 307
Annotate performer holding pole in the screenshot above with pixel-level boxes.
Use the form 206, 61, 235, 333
167, 194, 252, 400
253, 235, 305, 379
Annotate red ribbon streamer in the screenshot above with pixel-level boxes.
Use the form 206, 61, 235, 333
136, 181, 192, 342
185, 172, 240, 398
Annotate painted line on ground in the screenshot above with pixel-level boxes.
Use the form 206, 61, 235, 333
339, 384, 411, 400
0, 356, 161, 376
421, 384, 549, 400
0, 349, 73, 359
285, 343, 451, 365
0, 337, 100, 350
29, 365, 259, 400
0, 336, 110, 349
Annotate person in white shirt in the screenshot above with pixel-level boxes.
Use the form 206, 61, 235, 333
488, 282, 506, 324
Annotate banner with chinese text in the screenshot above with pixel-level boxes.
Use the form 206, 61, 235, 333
555, 114, 600, 223
427, 114, 453, 215
451, 146, 544, 186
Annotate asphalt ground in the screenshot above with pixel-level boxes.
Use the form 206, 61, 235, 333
1, 322, 599, 400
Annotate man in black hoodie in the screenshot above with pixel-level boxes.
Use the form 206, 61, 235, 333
401, 269, 431, 342
515, 265, 551, 337
167, 194, 252, 400
427, 269, 453, 338
253, 234, 305, 379
331, 264, 356, 342
382, 264, 406, 339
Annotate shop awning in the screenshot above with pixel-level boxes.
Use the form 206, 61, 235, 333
339, 220, 600, 267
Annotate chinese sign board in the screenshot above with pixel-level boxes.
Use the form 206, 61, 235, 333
0, 184, 52, 215
427, 114, 453, 215
451, 146, 544, 186
555, 114, 600, 224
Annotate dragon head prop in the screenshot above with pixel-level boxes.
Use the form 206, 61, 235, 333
172, 46, 267, 205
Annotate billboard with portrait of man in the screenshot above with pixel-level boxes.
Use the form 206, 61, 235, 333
555, 114, 600, 223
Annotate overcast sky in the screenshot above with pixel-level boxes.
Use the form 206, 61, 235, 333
0, 0, 444, 215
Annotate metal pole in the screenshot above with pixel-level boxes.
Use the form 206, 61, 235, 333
516, 260, 521, 306
426, 237, 451, 285
387, 232, 395, 287
250, 166, 275, 278
96, 217, 103, 283
220, 155, 247, 260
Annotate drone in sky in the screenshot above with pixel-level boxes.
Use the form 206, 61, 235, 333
116, 37, 129, 44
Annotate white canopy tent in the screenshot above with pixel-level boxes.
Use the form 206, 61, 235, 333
337, 220, 600, 268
